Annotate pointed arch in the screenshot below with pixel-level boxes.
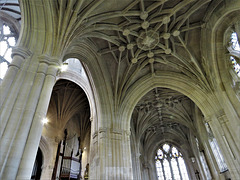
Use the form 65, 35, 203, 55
120, 72, 221, 131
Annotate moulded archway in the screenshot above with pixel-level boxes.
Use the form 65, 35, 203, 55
120, 72, 221, 131
203, 2, 240, 117
202, 2, 240, 169
63, 39, 115, 129
41, 76, 92, 179
129, 86, 207, 180
57, 58, 97, 129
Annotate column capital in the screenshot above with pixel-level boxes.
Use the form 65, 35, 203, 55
96, 127, 131, 140
38, 54, 61, 66
12, 46, 32, 59
216, 110, 229, 124
110, 128, 131, 137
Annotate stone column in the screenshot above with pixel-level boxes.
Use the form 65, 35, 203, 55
148, 161, 157, 180
0, 47, 32, 137
142, 162, 150, 180
90, 128, 133, 180
17, 62, 59, 180
135, 152, 142, 180
0, 54, 60, 179
0, 51, 40, 178
0, 47, 31, 107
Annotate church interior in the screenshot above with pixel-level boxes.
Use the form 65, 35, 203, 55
0, 0, 240, 179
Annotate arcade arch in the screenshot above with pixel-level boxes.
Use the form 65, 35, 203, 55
129, 86, 229, 180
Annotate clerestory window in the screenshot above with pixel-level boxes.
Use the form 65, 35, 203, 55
205, 123, 228, 173
195, 137, 212, 179
0, 24, 17, 80
229, 32, 240, 77
155, 143, 190, 180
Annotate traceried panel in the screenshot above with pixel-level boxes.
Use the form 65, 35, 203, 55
205, 123, 228, 173
229, 32, 240, 77
231, 32, 240, 51
0, 24, 17, 80
155, 143, 189, 180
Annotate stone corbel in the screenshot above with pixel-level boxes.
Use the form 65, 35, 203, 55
203, 116, 212, 123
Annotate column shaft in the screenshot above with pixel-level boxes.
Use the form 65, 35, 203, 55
16, 65, 58, 179
90, 128, 133, 180
0, 55, 38, 177
1, 61, 48, 179
0, 47, 31, 107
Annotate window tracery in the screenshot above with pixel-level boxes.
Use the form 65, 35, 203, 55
0, 23, 17, 80
205, 123, 228, 173
229, 32, 240, 77
155, 143, 189, 180
195, 137, 212, 179
226, 22, 240, 100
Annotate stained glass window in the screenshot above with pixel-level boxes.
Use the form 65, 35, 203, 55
0, 24, 17, 80
155, 143, 190, 180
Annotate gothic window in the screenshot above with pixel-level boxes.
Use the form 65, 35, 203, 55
229, 32, 240, 77
0, 23, 17, 80
205, 123, 228, 172
226, 22, 240, 100
155, 143, 190, 180
195, 137, 212, 179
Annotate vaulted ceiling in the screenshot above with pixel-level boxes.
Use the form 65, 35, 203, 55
130, 87, 196, 154
45, 80, 90, 139
4, 0, 223, 131
68, 0, 215, 108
